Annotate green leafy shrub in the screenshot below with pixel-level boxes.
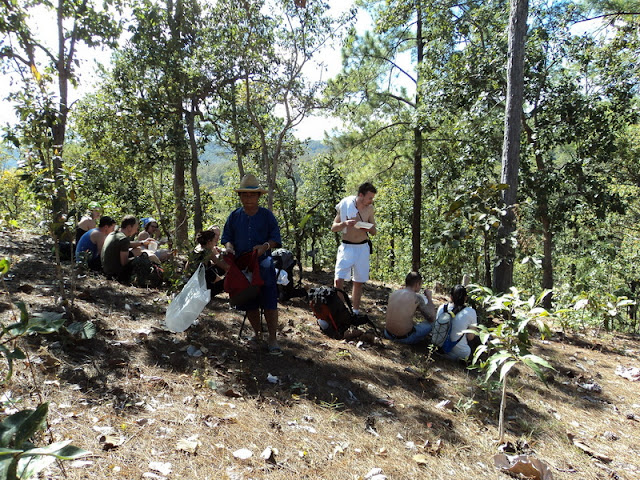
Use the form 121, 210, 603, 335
468, 285, 554, 443
0, 403, 89, 480
0, 262, 90, 478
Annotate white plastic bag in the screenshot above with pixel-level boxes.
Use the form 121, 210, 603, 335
165, 264, 211, 333
276, 269, 289, 286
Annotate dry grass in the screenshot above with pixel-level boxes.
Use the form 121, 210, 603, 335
1, 230, 640, 479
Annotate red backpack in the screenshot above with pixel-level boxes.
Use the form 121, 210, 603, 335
223, 251, 263, 306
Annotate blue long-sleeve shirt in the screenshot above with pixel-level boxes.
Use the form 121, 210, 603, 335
221, 207, 282, 257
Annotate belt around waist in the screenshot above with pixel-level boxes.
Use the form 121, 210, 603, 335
384, 326, 416, 340
342, 239, 368, 245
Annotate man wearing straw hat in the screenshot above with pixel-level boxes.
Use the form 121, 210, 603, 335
222, 174, 283, 355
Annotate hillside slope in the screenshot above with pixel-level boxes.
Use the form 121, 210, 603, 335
0, 230, 639, 480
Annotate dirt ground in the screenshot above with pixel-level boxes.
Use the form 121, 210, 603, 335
1, 229, 639, 480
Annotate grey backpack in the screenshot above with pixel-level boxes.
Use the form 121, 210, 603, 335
430, 304, 463, 353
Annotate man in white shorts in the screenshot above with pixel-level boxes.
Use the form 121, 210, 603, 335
331, 182, 377, 314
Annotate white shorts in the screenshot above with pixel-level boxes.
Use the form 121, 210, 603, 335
334, 242, 370, 283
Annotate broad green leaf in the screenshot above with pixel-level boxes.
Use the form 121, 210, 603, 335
0, 410, 35, 447
516, 317, 532, 334
298, 213, 312, 231
65, 321, 96, 339
537, 289, 553, 305
0, 258, 10, 276
8, 348, 25, 361
484, 359, 500, 381
21, 441, 89, 459
499, 360, 517, 381
529, 307, 549, 317
13, 404, 48, 449
488, 351, 513, 363
0, 454, 17, 480
0, 345, 15, 384
521, 354, 553, 370
616, 299, 635, 308
18, 453, 57, 479
472, 345, 487, 365
0, 447, 23, 455
522, 358, 545, 382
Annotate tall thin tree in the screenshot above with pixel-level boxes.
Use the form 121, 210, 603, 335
494, 0, 529, 292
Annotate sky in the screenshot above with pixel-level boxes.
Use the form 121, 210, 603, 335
0, 0, 371, 141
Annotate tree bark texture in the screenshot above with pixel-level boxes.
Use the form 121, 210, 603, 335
411, 2, 424, 272
494, 0, 529, 293
187, 107, 203, 235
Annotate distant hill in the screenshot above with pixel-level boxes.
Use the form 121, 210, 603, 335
198, 139, 330, 189
200, 142, 235, 165
1, 144, 19, 171
304, 139, 330, 158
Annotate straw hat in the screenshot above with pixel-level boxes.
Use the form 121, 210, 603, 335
235, 174, 268, 194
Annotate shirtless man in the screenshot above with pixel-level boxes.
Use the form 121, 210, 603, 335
384, 271, 436, 344
331, 182, 377, 314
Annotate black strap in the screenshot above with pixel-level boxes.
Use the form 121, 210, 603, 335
342, 239, 368, 245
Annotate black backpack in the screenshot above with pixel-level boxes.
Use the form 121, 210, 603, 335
131, 253, 164, 288
308, 286, 378, 339
271, 248, 306, 301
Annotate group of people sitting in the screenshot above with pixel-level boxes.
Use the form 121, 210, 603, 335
72, 203, 177, 284
384, 271, 478, 361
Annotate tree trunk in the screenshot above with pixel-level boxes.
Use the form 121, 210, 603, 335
494, 0, 529, 293
541, 209, 553, 309
187, 106, 203, 235
523, 117, 554, 308
484, 232, 492, 288
498, 373, 508, 444
51, 0, 70, 219
172, 117, 189, 249
411, 3, 424, 272
230, 82, 245, 178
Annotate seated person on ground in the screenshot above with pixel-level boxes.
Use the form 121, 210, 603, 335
384, 271, 436, 344
75, 215, 116, 270
185, 227, 229, 296
137, 217, 171, 262
75, 201, 102, 244
435, 284, 477, 360
101, 215, 151, 283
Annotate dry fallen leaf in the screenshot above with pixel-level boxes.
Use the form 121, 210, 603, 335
421, 438, 443, 455
99, 434, 124, 450
493, 454, 554, 480
233, 448, 253, 460
261, 446, 278, 463
412, 453, 429, 465
568, 435, 612, 463
148, 461, 172, 476
435, 399, 454, 410
364, 467, 387, 480
176, 437, 200, 454
375, 447, 388, 456
224, 388, 243, 398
